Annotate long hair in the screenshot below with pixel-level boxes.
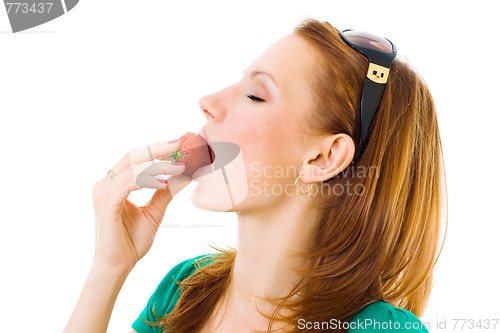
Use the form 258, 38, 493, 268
146, 18, 448, 332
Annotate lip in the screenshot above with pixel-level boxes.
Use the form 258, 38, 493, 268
192, 163, 212, 180
196, 127, 216, 179
199, 127, 210, 145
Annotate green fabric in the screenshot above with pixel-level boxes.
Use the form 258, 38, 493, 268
132, 254, 429, 333
348, 301, 429, 332
131, 253, 220, 333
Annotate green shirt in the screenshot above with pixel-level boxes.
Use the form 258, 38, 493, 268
132, 254, 429, 333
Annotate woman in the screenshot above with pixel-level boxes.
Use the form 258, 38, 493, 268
63, 19, 447, 333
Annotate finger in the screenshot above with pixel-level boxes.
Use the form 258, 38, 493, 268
141, 174, 192, 224
137, 161, 186, 178
110, 140, 181, 177
109, 163, 185, 204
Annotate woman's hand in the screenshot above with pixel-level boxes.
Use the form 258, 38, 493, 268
91, 140, 191, 274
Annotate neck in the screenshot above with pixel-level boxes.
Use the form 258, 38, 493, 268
224, 197, 320, 319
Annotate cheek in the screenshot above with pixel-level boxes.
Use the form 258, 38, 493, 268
233, 110, 301, 182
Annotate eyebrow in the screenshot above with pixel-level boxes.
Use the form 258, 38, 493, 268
244, 70, 277, 87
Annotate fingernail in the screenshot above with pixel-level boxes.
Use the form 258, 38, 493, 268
172, 162, 184, 166
157, 179, 169, 184
167, 139, 180, 143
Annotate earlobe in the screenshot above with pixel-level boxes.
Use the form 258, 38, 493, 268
299, 164, 320, 183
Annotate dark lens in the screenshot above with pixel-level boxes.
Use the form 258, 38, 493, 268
343, 30, 393, 53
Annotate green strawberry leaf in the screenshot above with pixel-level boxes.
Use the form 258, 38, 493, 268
170, 150, 185, 163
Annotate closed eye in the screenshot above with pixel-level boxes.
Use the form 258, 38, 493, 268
247, 94, 265, 102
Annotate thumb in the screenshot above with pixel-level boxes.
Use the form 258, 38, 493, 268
145, 174, 192, 223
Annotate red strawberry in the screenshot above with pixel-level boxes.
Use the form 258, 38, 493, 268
170, 132, 215, 177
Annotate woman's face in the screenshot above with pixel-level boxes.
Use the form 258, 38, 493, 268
192, 34, 318, 212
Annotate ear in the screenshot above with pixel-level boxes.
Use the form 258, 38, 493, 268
300, 133, 355, 183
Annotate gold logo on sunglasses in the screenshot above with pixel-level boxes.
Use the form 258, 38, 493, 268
367, 63, 390, 84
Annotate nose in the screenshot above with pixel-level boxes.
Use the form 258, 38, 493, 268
199, 87, 230, 123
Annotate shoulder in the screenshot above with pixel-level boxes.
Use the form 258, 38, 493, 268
349, 301, 429, 332
149, 254, 222, 313
132, 254, 222, 332
155, 253, 223, 295
165, 253, 222, 282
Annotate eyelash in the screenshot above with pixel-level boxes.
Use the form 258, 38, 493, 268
247, 94, 265, 103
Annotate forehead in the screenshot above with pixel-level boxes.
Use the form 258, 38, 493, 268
246, 34, 317, 98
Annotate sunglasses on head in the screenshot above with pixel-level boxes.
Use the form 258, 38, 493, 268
324, 29, 397, 183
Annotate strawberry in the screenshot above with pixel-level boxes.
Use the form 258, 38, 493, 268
170, 132, 215, 177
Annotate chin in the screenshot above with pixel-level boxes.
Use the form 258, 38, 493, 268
190, 168, 249, 213
191, 182, 234, 212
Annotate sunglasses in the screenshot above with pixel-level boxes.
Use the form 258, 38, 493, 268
324, 29, 397, 183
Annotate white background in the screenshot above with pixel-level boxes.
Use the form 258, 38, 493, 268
1, 1, 499, 332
